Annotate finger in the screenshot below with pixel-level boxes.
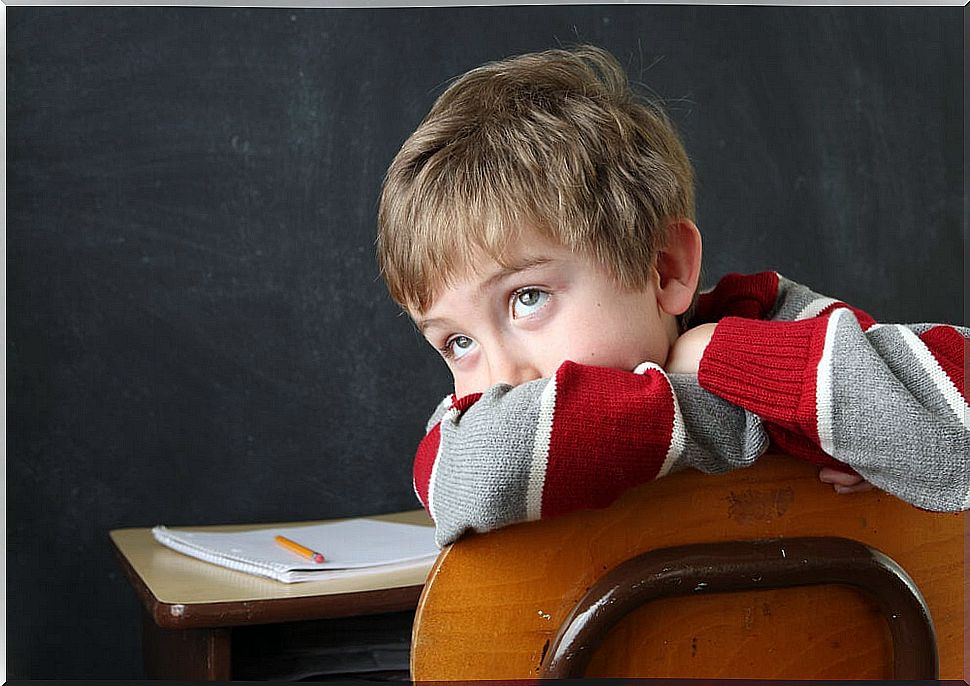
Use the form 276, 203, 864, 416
818, 468, 864, 486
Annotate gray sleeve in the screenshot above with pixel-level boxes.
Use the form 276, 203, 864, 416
423, 368, 768, 546
703, 274, 970, 512
820, 315, 969, 511
668, 373, 769, 474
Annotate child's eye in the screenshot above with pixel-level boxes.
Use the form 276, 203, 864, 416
441, 335, 477, 360
511, 288, 551, 319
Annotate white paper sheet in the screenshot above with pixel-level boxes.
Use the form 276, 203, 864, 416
152, 518, 439, 583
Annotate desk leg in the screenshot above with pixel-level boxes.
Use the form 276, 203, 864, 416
141, 611, 231, 679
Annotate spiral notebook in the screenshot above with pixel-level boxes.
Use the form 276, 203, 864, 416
152, 517, 439, 583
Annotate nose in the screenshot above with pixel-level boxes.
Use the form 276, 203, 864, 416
486, 345, 542, 388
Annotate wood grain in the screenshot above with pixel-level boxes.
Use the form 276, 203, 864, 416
411, 454, 964, 680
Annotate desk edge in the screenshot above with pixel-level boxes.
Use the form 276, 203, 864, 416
109, 533, 428, 629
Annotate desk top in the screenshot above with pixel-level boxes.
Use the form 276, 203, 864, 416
111, 510, 436, 629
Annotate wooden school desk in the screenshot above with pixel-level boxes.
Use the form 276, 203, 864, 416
110, 510, 434, 680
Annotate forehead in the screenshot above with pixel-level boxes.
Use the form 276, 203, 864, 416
414, 228, 574, 313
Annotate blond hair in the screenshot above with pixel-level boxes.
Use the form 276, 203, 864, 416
377, 45, 695, 313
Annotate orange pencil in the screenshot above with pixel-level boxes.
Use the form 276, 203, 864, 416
274, 534, 326, 563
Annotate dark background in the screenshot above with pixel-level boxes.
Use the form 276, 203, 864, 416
6, 5, 962, 679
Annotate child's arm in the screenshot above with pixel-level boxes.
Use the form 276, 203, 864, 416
695, 274, 969, 512
413, 272, 968, 545
414, 363, 768, 546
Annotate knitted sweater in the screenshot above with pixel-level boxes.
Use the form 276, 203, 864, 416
413, 272, 969, 546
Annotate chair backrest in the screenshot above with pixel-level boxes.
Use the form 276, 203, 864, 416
411, 453, 965, 680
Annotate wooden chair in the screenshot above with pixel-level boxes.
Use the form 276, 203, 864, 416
411, 453, 965, 680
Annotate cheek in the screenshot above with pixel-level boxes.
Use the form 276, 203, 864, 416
539, 327, 612, 370
453, 376, 474, 398
452, 367, 488, 398
451, 371, 474, 398
563, 315, 670, 370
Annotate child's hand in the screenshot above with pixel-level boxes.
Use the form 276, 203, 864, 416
665, 322, 717, 374
818, 467, 874, 494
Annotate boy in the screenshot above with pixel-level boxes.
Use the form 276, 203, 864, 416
377, 46, 968, 546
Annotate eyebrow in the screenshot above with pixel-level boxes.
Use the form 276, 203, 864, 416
478, 257, 553, 295
415, 316, 449, 336
415, 257, 555, 335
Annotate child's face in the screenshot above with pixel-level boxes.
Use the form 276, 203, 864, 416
412, 227, 679, 397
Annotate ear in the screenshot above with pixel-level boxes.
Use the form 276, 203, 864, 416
654, 219, 702, 316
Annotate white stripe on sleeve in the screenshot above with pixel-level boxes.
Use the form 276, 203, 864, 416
526, 378, 557, 520
814, 308, 845, 456
894, 326, 970, 432
427, 404, 458, 526
797, 296, 839, 321
634, 362, 684, 478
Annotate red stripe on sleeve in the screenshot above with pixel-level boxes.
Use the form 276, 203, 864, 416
693, 271, 780, 324
919, 325, 967, 402
766, 424, 857, 473
699, 315, 830, 444
413, 423, 440, 515
541, 362, 675, 518
452, 392, 482, 414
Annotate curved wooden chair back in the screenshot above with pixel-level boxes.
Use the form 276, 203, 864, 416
411, 454, 965, 681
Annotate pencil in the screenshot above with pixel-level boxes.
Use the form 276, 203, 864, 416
274, 534, 326, 563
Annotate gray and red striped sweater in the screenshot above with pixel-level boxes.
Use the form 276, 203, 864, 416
413, 272, 968, 546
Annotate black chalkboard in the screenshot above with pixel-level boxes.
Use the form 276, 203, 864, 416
7, 6, 962, 678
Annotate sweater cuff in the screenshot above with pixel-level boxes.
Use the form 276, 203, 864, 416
697, 316, 828, 426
